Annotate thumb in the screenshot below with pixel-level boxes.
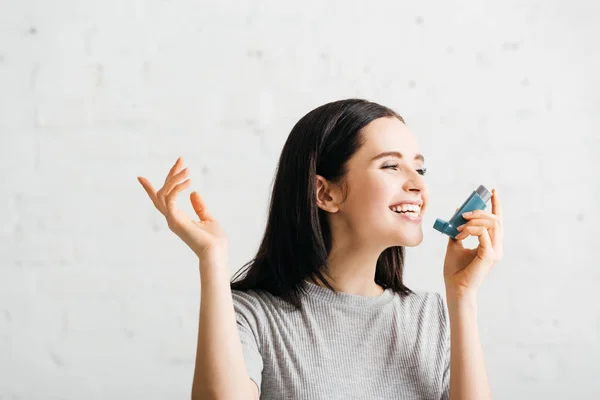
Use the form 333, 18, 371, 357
448, 235, 464, 250
190, 191, 214, 222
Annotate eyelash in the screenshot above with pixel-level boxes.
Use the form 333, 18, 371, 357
382, 164, 428, 176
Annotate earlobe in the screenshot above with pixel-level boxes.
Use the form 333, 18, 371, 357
315, 175, 340, 213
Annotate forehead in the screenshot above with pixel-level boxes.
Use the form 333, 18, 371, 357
358, 117, 420, 157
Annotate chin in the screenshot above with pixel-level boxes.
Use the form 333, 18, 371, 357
400, 238, 423, 247
392, 232, 424, 247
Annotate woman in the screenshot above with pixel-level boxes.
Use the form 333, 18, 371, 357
138, 99, 503, 399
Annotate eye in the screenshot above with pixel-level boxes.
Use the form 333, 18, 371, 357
382, 164, 427, 176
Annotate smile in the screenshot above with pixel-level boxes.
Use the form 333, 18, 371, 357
389, 204, 421, 216
389, 205, 422, 223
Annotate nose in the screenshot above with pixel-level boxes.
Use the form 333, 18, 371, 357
403, 168, 428, 193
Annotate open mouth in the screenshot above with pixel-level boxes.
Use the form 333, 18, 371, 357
389, 204, 422, 218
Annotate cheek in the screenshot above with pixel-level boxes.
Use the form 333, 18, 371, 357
347, 177, 393, 220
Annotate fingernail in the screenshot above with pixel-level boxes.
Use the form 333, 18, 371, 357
462, 211, 472, 217
457, 225, 464, 231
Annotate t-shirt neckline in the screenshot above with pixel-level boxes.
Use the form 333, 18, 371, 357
301, 279, 395, 308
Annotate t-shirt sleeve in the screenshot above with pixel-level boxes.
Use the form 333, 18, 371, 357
232, 290, 264, 396
437, 293, 450, 400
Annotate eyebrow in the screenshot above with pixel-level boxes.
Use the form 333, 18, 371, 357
370, 151, 425, 163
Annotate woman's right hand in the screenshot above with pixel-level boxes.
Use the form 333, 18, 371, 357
137, 157, 229, 263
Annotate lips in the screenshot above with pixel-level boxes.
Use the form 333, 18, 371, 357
389, 205, 420, 214
389, 200, 423, 208
389, 204, 421, 216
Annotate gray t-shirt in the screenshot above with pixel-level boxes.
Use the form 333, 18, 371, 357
232, 280, 450, 399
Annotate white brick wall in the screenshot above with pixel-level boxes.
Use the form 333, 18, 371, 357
1, 0, 598, 398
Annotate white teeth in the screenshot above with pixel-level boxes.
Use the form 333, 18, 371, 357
390, 204, 421, 214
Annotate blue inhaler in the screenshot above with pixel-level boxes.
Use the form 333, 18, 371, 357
433, 185, 492, 239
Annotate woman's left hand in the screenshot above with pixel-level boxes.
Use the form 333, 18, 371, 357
443, 188, 504, 299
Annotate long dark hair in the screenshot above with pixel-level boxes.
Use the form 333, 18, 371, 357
230, 99, 413, 310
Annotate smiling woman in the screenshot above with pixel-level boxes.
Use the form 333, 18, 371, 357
225, 100, 449, 399
230, 102, 432, 296
138, 98, 500, 400
230, 101, 426, 302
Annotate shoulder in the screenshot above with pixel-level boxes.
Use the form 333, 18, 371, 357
231, 288, 288, 326
231, 289, 271, 350
402, 290, 446, 311
398, 290, 448, 330
392, 290, 449, 355
231, 288, 267, 324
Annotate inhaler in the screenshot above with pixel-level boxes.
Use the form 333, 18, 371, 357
433, 185, 492, 239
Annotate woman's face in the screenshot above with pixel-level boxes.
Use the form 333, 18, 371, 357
332, 116, 429, 248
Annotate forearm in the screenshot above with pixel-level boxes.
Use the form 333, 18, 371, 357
191, 258, 253, 400
446, 289, 492, 400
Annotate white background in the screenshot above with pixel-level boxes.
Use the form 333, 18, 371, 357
1, 0, 598, 398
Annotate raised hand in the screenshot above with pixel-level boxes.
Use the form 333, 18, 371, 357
443, 188, 504, 298
137, 157, 229, 263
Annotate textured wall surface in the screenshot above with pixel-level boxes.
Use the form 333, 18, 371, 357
1, 0, 599, 399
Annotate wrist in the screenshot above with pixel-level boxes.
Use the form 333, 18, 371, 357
198, 251, 229, 278
196, 243, 229, 263
198, 260, 230, 287
445, 284, 477, 305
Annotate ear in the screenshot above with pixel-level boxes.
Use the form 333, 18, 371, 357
315, 175, 341, 213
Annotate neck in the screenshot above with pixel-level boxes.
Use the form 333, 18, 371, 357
308, 238, 386, 297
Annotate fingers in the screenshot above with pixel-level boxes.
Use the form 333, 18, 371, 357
191, 191, 214, 222
462, 209, 500, 222
491, 188, 502, 221
138, 157, 218, 230
457, 218, 497, 232
137, 176, 159, 208
165, 178, 192, 214
163, 167, 189, 197
448, 234, 465, 250
165, 156, 184, 184
456, 217, 496, 240
138, 157, 192, 218
456, 218, 498, 239
460, 189, 503, 259
157, 159, 189, 211
455, 225, 493, 252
